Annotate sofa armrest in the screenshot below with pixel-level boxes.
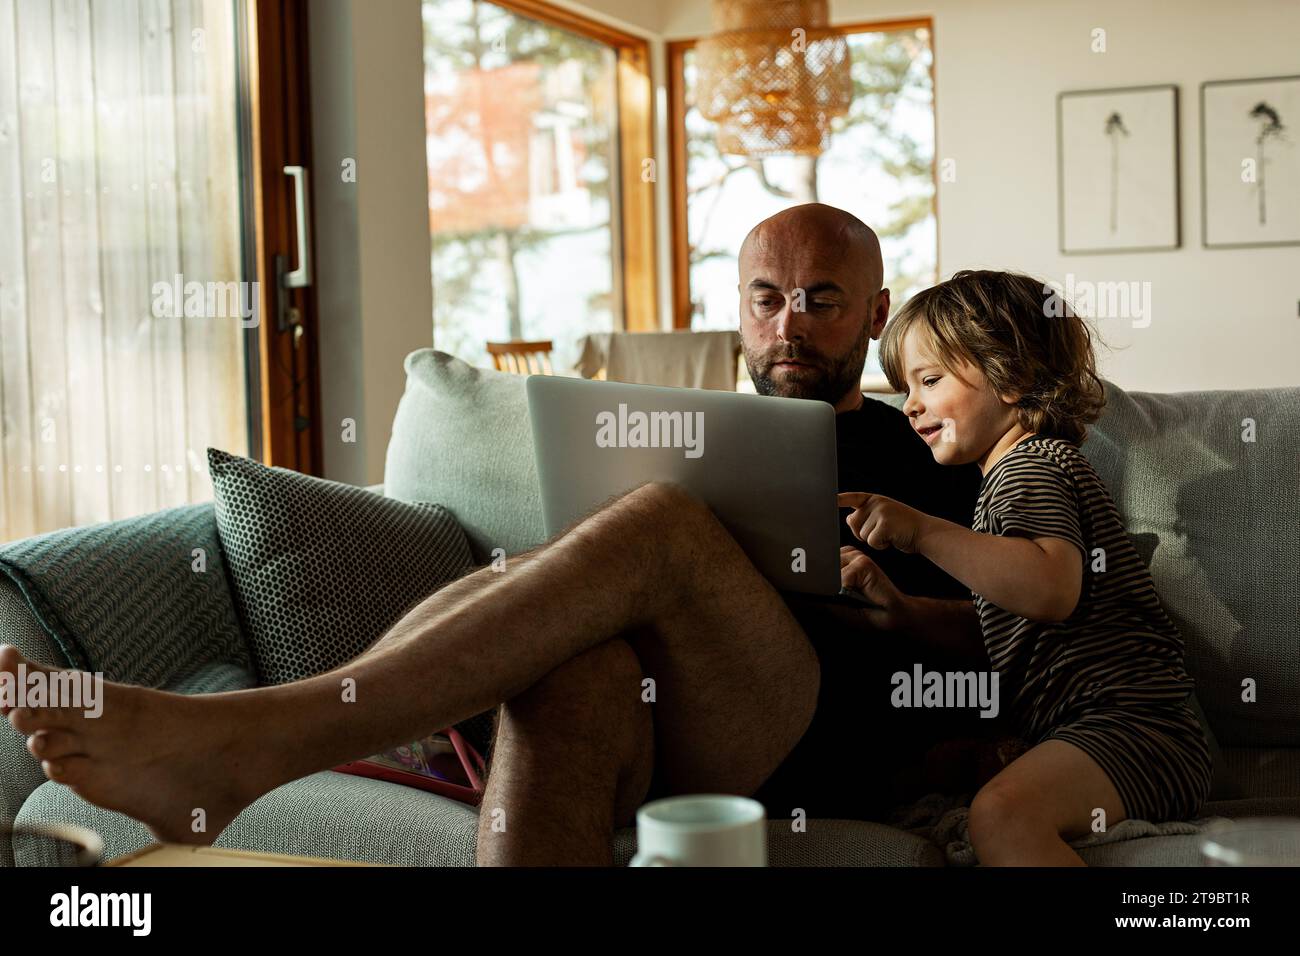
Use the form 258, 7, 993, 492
0, 504, 259, 867
0, 503, 252, 684
0, 576, 65, 866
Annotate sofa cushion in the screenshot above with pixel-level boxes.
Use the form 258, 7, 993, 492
21, 770, 1297, 866
1076, 797, 1300, 866
13, 772, 480, 866
383, 349, 545, 564
1080, 383, 1300, 747
14, 774, 944, 866
207, 448, 498, 754
209, 448, 474, 683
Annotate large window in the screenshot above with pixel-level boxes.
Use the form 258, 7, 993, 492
421, 0, 655, 373
670, 19, 936, 378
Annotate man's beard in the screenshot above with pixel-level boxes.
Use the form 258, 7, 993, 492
744, 327, 871, 405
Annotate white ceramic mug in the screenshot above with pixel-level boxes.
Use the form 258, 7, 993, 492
629, 794, 767, 867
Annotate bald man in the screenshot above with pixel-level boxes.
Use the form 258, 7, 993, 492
3, 204, 983, 868
740, 202, 885, 410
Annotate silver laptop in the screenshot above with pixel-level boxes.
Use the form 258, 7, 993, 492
525, 375, 872, 604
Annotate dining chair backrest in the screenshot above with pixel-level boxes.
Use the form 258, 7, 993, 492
486, 340, 554, 375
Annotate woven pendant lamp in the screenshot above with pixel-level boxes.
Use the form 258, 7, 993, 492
694, 0, 853, 157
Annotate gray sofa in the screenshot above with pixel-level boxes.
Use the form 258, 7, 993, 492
3, 349, 1298, 866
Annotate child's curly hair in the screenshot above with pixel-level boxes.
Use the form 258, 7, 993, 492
879, 270, 1106, 445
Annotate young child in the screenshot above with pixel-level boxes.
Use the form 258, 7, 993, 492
839, 270, 1212, 866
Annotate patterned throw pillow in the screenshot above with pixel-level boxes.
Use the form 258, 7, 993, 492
206, 449, 495, 751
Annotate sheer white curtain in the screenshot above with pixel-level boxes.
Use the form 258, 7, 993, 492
0, 0, 248, 542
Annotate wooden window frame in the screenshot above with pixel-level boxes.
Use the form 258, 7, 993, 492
449, 0, 658, 333
667, 17, 938, 330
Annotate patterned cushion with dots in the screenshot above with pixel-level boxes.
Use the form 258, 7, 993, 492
207, 448, 496, 753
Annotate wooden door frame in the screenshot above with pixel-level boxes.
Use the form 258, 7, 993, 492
238, 0, 322, 473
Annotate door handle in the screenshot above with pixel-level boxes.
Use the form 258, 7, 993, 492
282, 165, 312, 289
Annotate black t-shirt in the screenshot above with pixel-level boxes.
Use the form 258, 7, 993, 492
754, 396, 989, 821
835, 395, 982, 599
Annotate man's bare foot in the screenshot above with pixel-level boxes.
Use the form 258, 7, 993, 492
0, 644, 280, 845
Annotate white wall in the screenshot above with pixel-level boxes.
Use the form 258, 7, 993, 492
662, 0, 1300, 392
311, 0, 436, 485
310, 0, 361, 484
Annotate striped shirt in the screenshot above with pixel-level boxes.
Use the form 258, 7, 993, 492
971, 434, 1195, 741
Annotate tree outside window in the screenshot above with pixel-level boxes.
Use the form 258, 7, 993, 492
422, 0, 619, 373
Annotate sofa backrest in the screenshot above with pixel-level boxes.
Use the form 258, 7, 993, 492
384, 350, 546, 564
386, 351, 1299, 747
1079, 382, 1300, 748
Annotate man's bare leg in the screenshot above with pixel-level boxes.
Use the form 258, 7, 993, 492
475, 636, 655, 866
1, 481, 819, 847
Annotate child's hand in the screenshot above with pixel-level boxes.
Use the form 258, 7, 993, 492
837, 492, 928, 554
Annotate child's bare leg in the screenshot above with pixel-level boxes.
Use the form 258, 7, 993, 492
967, 739, 1127, 866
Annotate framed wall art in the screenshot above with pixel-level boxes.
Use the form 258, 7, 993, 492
1057, 84, 1181, 254
1201, 74, 1300, 248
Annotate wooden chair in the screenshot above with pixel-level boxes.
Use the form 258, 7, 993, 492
486, 340, 555, 375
